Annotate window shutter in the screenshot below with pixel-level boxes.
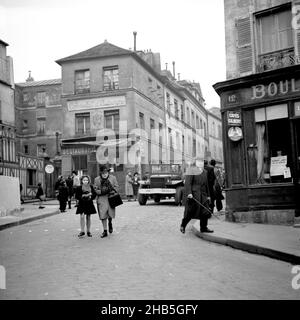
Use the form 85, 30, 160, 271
236, 17, 253, 75
292, 1, 300, 62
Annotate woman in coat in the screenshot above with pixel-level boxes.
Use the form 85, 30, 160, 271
75, 175, 97, 238
125, 171, 133, 201
94, 165, 119, 238
180, 162, 213, 234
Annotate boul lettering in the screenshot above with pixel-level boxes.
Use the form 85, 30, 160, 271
251, 79, 300, 100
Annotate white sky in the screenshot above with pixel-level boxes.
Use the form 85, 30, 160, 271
0, 0, 226, 108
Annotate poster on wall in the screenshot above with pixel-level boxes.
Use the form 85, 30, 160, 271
270, 155, 287, 176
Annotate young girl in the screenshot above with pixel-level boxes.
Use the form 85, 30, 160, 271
75, 175, 97, 237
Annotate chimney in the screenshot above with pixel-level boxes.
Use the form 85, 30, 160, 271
177, 73, 180, 81
26, 70, 34, 82
133, 31, 137, 51
165, 63, 168, 70
172, 61, 176, 79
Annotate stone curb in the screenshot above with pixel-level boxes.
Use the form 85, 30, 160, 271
0, 209, 60, 231
191, 225, 300, 265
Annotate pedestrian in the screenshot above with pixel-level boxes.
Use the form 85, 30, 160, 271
125, 171, 133, 201
75, 175, 97, 238
58, 179, 69, 213
94, 165, 119, 238
65, 175, 74, 209
132, 172, 140, 201
204, 159, 216, 213
180, 160, 213, 234
20, 183, 24, 204
35, 182, 46, 209
54, 175, 63, 197
72, 170, 81, 207
210, 160, 224, 212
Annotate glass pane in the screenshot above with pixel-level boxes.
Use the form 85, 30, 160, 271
266, 104, 288, 120
255, 108, 266, 122
105, 115, 112, 129
261, 15, 277, 53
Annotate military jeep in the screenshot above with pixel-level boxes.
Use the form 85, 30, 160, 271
138, 164, 184, 206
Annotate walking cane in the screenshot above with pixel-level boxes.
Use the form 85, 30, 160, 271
188, 196, 222, 220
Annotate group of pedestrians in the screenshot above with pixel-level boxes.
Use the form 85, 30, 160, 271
54, 166, 121, 239
125, 171, 140, 201
54, 171, 80, 213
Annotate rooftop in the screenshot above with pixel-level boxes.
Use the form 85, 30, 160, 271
56, 41, 132, 64
16, 79, 62, 87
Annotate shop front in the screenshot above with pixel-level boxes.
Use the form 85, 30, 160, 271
214, 66, 300, 224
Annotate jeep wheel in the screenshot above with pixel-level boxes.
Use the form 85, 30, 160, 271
154, 195, 161, 203
138, 194, 148, 205
174, 186, 184, 206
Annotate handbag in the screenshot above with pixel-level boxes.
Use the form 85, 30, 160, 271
108, 188, 123, 208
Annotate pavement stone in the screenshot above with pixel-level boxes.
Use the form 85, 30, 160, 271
0, 199, 299, 299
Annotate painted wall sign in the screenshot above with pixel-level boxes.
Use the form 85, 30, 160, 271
67, 96, 126, 111
251, 79, 300, 100
227, 111, 242, 126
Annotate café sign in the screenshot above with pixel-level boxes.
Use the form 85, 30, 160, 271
227, 111, 241, 126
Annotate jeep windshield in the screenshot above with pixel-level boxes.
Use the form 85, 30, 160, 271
151, 164, 182, 174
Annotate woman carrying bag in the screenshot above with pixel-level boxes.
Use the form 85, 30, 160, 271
75, 175, 97, 238
94, 165, 120, 238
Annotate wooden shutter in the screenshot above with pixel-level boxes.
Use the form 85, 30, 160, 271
236, 17, 253, 75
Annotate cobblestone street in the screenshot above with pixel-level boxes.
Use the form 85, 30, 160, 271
0, 200, 299, 300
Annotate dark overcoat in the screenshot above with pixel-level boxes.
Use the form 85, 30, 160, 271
183, 167, 211, 220
75, 185, 97, 215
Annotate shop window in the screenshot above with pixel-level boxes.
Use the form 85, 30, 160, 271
72, 155, 88, 175
255, 104, 292, 184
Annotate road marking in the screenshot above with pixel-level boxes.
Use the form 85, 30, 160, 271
61, 229, 65, 231
28, 230, 32, 233
44, 230, 48, 232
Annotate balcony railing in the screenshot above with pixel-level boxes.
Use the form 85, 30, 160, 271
257, 48, 299, 72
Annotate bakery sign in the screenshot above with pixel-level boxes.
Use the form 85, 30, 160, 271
227, 111, 242, 126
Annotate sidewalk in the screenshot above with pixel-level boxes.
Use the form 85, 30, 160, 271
0, 200, 60, 231
192, 212, 300, 264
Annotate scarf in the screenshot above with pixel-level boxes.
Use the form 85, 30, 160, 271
82, 183, 91, 194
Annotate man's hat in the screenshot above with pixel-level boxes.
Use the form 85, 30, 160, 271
99, 165, 110, 173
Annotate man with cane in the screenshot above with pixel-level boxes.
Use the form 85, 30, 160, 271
180, 160, 214, 234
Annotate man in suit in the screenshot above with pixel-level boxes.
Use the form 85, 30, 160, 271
204, 159, 216, 213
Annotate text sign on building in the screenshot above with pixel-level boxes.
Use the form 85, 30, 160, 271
67, 96, 126, 111
227, 111, 241, 126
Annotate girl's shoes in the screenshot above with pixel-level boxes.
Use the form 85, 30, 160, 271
87, 232, 92, 237
180, 226, 185, 234
101, 230, 108, 238
78, 232, 85, 238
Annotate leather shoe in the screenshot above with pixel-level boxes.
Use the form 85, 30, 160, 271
200, 228, 214, 233
101, 230, 108, 238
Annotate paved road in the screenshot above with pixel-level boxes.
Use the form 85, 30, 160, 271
0, 200, 299, 299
